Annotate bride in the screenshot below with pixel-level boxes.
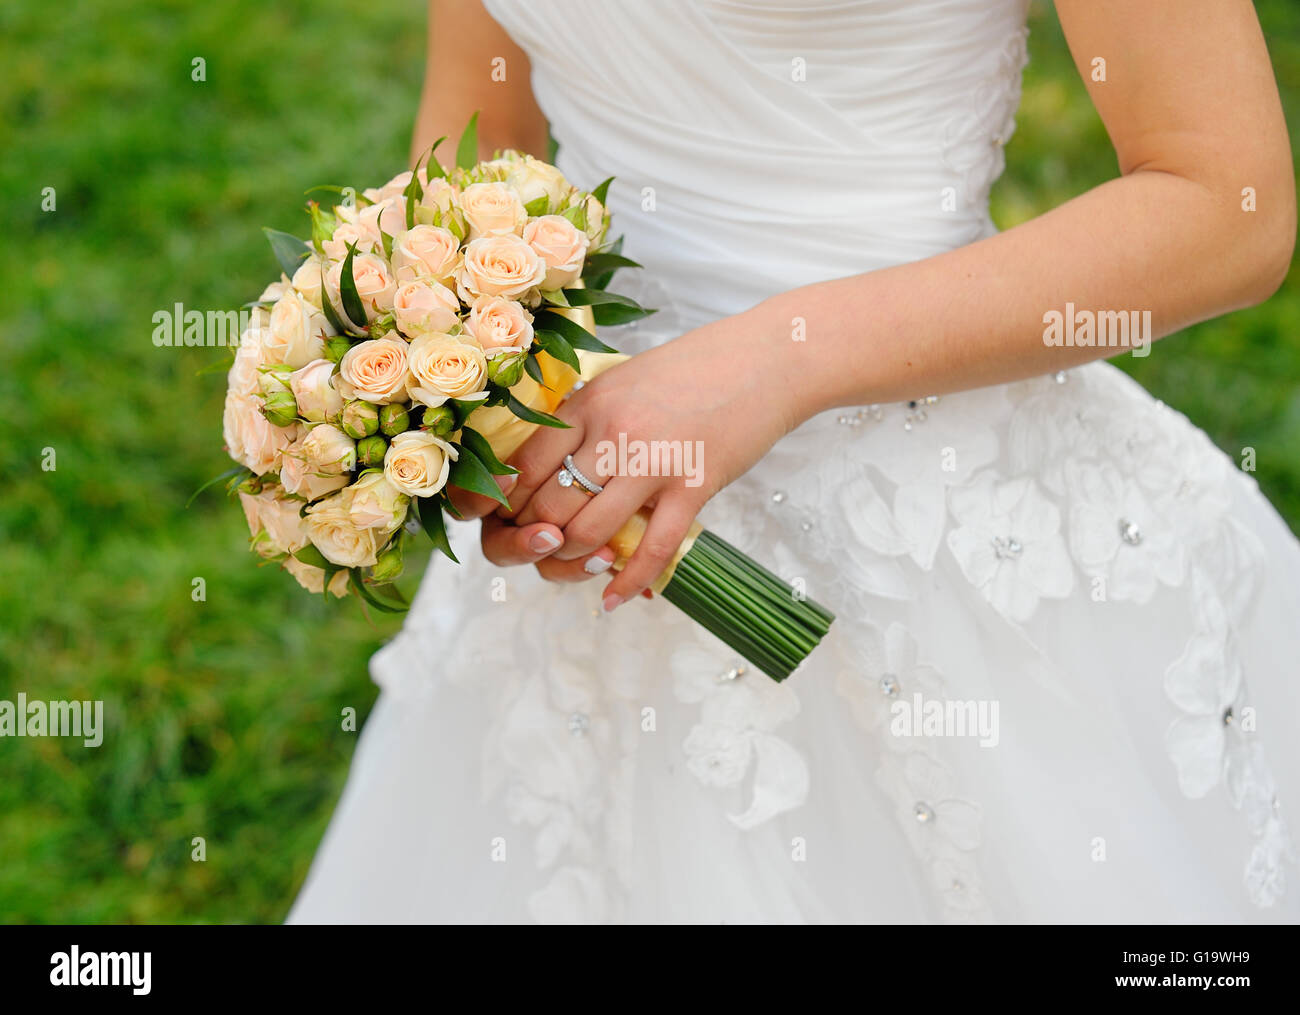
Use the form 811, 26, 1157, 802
290, 0, 1299, 923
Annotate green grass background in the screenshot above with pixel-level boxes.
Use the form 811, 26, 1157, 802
2, 0, 1296, 923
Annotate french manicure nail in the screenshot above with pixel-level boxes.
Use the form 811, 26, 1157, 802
584, 555, 613, 574
497, 473, 518, 494
602, 593, 624, 613
530, 530, 562, 553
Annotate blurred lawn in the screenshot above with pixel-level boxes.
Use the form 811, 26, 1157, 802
2, 0, 1296, 923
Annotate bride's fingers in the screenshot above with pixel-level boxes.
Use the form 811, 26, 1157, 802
514, 444, 610, 531
533, 545, 616, 583
497, 414, 584, 518
447, 473, 517, 520
599, 495, 699, 609
548, 477, 651, 562
480, 513, 565, 566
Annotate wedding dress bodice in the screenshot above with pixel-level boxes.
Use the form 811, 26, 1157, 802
485, 0, 1031, 325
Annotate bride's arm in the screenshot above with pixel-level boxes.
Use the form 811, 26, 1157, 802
410, 0, 548, 163
758, 0, 1295, 419
483, 0, 1295, 605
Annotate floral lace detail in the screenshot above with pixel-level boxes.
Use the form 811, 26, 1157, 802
941, 20, 1030, 207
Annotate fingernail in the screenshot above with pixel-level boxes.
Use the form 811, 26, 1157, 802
584, 555, 613, 574
530, 530, 562, 553
497, 473, 518, 494
602, 593, 624, 613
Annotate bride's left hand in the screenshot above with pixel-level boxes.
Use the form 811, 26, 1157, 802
474, 311, 800, 610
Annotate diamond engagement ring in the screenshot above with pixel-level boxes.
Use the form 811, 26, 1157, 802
557, 454, 604, 496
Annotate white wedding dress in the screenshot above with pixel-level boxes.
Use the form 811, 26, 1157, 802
289, 0, 1300, 923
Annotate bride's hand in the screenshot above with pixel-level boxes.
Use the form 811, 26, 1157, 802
473, 311, 800, 610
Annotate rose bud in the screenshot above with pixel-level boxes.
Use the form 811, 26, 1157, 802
378, 402, 411, 437
356, 434, 389, 469
341, 399, 380, 440
369, 541, 405, 584
420, 404, 456, 438
486, 350, 527, 387
261, 389, 299, 428
324, 335, 353, 364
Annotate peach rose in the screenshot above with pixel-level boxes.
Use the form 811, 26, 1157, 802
406, 333, 488, 408
223, 391, 296, 476
358, 197, 407, 241
347, 472, 409, 533
289, 358, 344, 422
325, 252, 397, 323
523, 214, 589, 289
284, 557, 351, 597
227, 333, 266, 399
291, 256, 326, 308
463, 294, 534, 352
322, 220, 382, 262
239, 485, 310, 558
383, 431, 458, 497
279, 434, 350, 502
391, 225, 460, 283
337, 337, 410, 405
392, 279, 460, 337
458, 182, 526, 240
457, 234, 546, 303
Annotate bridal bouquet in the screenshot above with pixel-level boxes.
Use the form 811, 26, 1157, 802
214, 116, 832, 680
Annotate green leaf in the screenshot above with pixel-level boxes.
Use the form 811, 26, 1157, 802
587, 234, 625, 289
448, 396, 490, 428
380, 228, 394, 261
591, 177, 613, 205
533, 329, 581, 372
581, 252, 641, 281
593, 302, 657, 326
187, 466, 247, 508
448, 445, 511, 507
263, 228, 310, 277
523, 194, 549, 217
418, 496, 459, 562
416, 135, 447, 180
459, 426, 517, 476
339, 244, 368, 329
456, 111, 480, 170
349, 569, 408, 613
403, 157, 424, 230
539, 288, 570, 307
441, 492, 464, 520
560, 287, 644, 308
523, 351, 545, 384
293, 544, 332, 570
560, 202, 587, 231
318, 266, 354, 336
534, 309, 617, 353
505, 393, 570, 429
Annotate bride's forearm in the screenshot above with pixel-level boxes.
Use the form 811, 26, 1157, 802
746, 168, 1293, 422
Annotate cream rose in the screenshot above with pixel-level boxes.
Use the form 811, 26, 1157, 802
284, 557, 351, 597
457, 234, 547, 303
223, 391, 295, 476
347, 472, 409, 533
463, 294, 534, 352
291, 256, 326, 308
417, 176, 458, 216
384, 431, 457, 497
358, 197, 407, 241
321, 220, 382, 262
523, 214, 589, 289
325, 252, 397, 323
391, 225, 460, 283
305, 492, 383, 568
406, 333, 488, 408
279, 435, 350, 502
264, 291, 332, 368
392, 279, 460, 337
504, 155, 570, 208
336, 337, 410, 405
227, 334, 266, 399
459, 182, 526, 239
289, 359, 344, 422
